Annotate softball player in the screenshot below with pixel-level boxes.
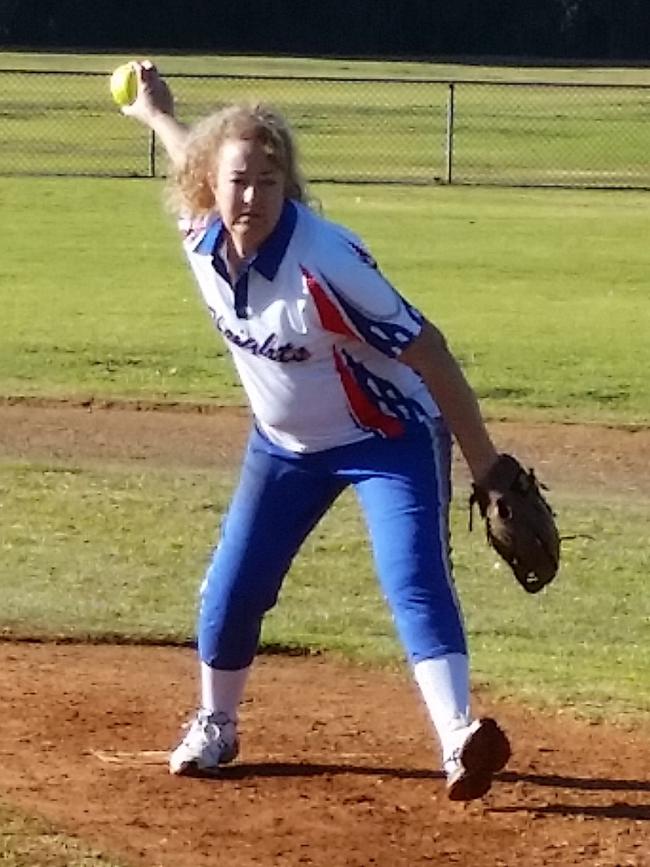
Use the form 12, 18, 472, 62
122, 61, 511, 801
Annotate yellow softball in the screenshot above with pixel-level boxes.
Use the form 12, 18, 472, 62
109, 62, 138, 107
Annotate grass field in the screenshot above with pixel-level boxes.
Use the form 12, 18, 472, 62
0, 51, 649, 866
1, 177, 648, 423
0, 802, 119, 867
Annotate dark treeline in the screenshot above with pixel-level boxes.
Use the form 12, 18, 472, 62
1, 0, 649, 61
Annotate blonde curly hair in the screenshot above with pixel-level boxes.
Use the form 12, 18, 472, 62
167, 103, 311, 218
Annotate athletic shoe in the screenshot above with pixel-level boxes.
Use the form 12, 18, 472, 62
444, 717, 511, 801
169, 709, 239, 776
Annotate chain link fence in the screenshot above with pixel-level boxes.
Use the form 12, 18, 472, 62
1, 69, 648, 188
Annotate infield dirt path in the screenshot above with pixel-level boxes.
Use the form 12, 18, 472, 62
1, 401, 649, 867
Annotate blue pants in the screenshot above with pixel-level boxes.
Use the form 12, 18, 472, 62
198, 420, 466, 669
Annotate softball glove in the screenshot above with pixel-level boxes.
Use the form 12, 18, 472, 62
470, 453, 560, 593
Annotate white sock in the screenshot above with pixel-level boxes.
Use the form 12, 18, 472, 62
200, 662, 251, 721
413, 653, 472, 762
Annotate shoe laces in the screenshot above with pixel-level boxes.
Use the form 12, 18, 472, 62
199, 710, 237, 745
197, 709, 233, 729
444, 747, 463, 776
443, 720, 477, 774
180, 709, 235, 745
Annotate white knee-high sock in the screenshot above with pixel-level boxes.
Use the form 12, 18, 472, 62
200, 662, 251, 721
413, 653, 471, 761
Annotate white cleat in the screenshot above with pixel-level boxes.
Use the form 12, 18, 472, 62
169, 709, 239, 776
444, 717, 511, 801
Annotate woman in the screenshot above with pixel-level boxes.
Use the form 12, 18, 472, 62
122, 61, 511, 801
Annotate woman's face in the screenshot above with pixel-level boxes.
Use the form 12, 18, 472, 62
212, 136, 286, 257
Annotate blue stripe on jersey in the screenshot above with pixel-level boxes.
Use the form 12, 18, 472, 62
194, 219, 223, 255
325, 278, 423, 357
233, 270, 250, 319
340, 348, 430, 426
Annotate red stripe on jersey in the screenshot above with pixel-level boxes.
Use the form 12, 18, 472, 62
334, 349, 405, 438
301, 267, 358, 338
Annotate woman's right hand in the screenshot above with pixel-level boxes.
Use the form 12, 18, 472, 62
121, 59, 175, 127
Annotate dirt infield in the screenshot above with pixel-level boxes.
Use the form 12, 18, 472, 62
1, 398, 649, 494
1, 402, 649, 867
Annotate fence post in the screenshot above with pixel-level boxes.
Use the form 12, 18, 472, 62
445, 82, 455, 185
148, 130, 156, 178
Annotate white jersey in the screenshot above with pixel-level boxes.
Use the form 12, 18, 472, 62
181, 200, 440, 453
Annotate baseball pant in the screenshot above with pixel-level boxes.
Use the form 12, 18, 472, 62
198, 418, 467, 670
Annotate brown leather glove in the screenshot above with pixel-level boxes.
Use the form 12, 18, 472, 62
470, 453, 560, 593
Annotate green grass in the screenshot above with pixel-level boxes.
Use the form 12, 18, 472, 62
0, 177, 648, 424
0, 801, 125, 867
0, 462, 226, 640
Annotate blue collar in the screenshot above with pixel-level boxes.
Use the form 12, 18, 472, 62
193, 218, 223, 256
193, 200, 297, 281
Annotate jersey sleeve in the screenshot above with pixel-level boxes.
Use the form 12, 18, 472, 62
305, 227, 425, 358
